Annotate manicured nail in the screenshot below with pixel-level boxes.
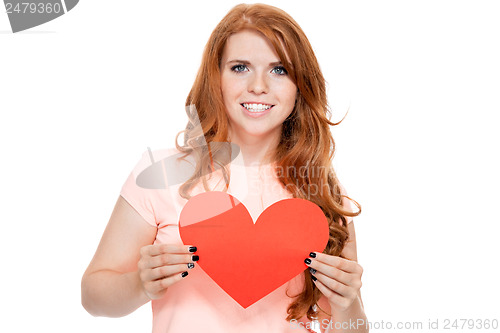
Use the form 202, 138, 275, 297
309, 268, 316, 274
311, 275, 317, 281
187, 263, 195, 269
192, 255, 199, 262
309, 252, 316, 258
304, 258, 312, 265
189, 246, 197, 253
181, 271, 188, 278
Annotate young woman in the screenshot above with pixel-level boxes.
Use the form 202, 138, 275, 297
82, 3, 367, 333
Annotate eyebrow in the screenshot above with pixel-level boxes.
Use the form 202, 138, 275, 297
226, 59, 283, 66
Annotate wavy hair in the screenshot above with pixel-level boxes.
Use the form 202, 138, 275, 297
175, 3, 361, 321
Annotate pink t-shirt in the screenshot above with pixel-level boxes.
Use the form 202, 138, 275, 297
119, 148, 353, 333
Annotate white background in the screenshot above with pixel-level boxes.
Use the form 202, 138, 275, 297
1, 0, 499, 332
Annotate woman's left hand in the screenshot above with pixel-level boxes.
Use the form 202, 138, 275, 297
305, 252, 363, 313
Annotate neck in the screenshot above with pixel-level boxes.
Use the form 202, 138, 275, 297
228, 127, 281, 167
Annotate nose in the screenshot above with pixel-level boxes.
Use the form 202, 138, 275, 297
248, 72, 269, 94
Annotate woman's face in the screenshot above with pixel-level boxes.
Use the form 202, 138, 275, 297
220, 29, 297, 143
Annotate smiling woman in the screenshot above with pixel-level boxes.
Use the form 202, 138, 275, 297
220, 29, 298, 162
81, 3, 366, 333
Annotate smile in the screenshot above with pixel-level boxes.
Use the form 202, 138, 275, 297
241, 103, 274, 113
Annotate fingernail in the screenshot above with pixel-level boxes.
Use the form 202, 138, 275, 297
189, 246, 197, 253
187, 263, 195, 269
311, 275, 317, 281
309, 268, 316, 274
309, 252, 316, 258
181, 271, 188, 278
304, 258, 312, 265
192, 255, 199, 262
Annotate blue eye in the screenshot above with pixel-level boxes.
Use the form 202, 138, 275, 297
271, 66, 288, 75
231, 64, 248, 72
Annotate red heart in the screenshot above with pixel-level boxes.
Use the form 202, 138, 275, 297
179, 191, 329, 308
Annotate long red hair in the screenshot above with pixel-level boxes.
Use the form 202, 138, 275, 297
175, 3, 361, 321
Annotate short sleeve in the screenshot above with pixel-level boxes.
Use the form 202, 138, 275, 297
119, 149, 167, 228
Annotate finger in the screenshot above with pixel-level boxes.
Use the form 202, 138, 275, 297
313, 271, 351, 297
306, 258, 351, 285
146, 263, 195, 281
149, 253, 199, 269
141, 244, 197, 257
313, 279, 351, 310
146, 270, 190, 294
309, 252, 360, 273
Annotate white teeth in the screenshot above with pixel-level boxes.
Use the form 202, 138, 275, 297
242, 103, 273, 112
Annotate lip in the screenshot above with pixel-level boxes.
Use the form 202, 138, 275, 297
242, 101, 274, 106
240, 103, 274, 118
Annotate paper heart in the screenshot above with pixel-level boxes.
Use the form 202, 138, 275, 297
5, 0, 79, 33
179, 191, 329, 308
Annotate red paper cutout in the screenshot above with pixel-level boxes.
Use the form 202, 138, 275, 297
179, 191, 329, 308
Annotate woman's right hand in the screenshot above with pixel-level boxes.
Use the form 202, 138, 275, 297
137, 244, 198, 300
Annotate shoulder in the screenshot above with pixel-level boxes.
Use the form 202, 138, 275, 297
130, 147, 197, 189
129, 147, 183, 176
136, 147, 181, 166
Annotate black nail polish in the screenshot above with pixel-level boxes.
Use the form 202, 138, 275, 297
309, 268, 316, 274
309, 252, 316, 258
181, 271, 188, 278
192, 255, 199, 262
304, 258, 311, 265
311, 275, 317, 281
189, 246, 197, 253
187, 263, 195, 269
